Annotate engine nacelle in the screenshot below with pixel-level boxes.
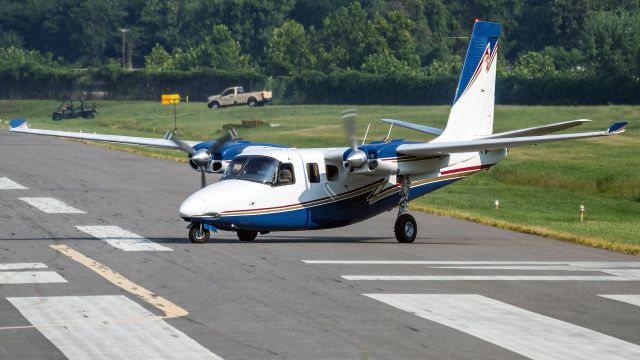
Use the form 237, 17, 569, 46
189, 160, 226, 173
352, 159, 398, 176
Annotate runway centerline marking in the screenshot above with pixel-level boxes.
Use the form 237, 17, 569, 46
19, 197, 85, 214
75, 225, 172, 251
0, 271, 66, 284
50, 244, 186, 318
599, 294, 640, 308
7, 295, 223, 360
366, 294, 640, 360
0, 263, 47, 270
0, 177, 27, 189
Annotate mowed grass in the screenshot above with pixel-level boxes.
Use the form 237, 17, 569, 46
1, 100, 639, 252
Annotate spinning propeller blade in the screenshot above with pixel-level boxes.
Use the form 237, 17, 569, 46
341, 109, 367, 169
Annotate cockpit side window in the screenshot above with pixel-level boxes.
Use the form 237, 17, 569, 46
276, 163, 295, 186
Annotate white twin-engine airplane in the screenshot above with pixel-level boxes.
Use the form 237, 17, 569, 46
10, 21, 627, 243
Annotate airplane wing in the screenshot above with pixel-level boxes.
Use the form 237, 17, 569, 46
381, 118, 443, 136
396, 122, 627, 156
482, 119, 591, 139
9, 120, 198, 149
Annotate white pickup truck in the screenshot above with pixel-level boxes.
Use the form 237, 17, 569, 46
206, 86, 272, 109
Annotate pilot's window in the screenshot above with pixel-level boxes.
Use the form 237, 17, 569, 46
307, 163, 320, 183
326, 164, 339, 181
276, 163, 295, 186
221, 155, 278, 185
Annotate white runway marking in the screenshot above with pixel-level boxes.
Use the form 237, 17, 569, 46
0, 177, 27, 189
19, 197, 85, 214
365, 294, 640, 360
76, 225, 172, 251
343, 275, 640, 281
0, 271, 66, 284
303, 260, 640, 266
7, 295, 223, 360
600, 294, 640, 308
0, 263, 47, 270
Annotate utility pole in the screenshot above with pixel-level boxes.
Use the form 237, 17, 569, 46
119, 28, 128, 68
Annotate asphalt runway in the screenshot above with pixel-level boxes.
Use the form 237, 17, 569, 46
1, 130, 639, 360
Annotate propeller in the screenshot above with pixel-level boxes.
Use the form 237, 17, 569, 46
168, 128, 237, 188
341, 109, 368, 171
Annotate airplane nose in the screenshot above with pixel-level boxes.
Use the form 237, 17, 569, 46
179, 195, 207, 218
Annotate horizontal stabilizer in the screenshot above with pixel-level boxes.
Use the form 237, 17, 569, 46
9, 127, 198, 150
484, 119, 591, 139
397, 122, 627, 156
380, 119, 443, 136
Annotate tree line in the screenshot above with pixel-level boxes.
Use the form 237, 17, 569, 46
1, 0, 639, 103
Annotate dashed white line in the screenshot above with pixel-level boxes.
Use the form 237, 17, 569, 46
7, 295, 223, 360
600, 294, 640, 308
0, 177, 27, 189
0, 271, 66, 284
365, 294, 640, 360
19, 197, 85, 214
0, 263, 47, 270
75, 225, 172, 251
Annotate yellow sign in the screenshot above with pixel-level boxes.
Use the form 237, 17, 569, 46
161, 94, 181, 105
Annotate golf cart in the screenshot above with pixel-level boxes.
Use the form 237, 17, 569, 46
52, 99, 98, 121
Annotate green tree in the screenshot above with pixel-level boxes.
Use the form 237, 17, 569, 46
144, 43, 173, 71
317, 2, 385, 71
581, 11, 640, 76
266, 20, 316, 75
511, 51, 558, 78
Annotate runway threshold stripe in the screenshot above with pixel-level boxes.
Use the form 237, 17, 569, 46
365, 294, 640, 360
600, 295, 640, 307
19, 197, 85, 214
75, 225, 172, 251
0, 177, 27, 189
343, 275, 640, 281
0, 271, 66, 284
7, 295, 223, 360
0, 263, 47, 270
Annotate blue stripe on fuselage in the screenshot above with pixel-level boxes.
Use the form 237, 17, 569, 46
189, 177, 462, 231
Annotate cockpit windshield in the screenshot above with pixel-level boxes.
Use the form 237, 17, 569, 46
220, 155, 278, 185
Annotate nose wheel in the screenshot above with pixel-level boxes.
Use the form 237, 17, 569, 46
189, 225, 210, 243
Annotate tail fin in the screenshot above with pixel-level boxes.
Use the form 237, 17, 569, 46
9, 119, 29, 129
435, 21, 501, 142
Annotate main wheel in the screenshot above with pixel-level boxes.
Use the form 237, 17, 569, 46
247, 98, 257, 107
189, 226, 210, 243
237, 230, 258, 242
208, 101, 220, 109
394, 213, 417, 243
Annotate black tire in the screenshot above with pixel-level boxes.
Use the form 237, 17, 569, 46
208, 101, 221, 109
247, 98, 257, 107
189, 226, 210, 243
52, 113, 62, 121
394, 213, 417, 243
237, 230, 258, 242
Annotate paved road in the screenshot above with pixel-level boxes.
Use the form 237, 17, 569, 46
1, 131, 639, 360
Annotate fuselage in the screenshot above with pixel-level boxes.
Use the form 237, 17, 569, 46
179, 142, 507, 232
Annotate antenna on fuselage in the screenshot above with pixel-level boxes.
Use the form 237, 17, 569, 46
362, 123, 371, 145
383, 123, 394, 143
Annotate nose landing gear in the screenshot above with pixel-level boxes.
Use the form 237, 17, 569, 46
394, 175, 417, 243
187, 223, 216, 243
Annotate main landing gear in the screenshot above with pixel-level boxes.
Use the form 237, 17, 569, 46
394, 175, 417, 243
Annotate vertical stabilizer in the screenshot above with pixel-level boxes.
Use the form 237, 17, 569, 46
435, 21, 501, 142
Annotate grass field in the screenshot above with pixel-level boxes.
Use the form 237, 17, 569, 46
2, 100, 639, 253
